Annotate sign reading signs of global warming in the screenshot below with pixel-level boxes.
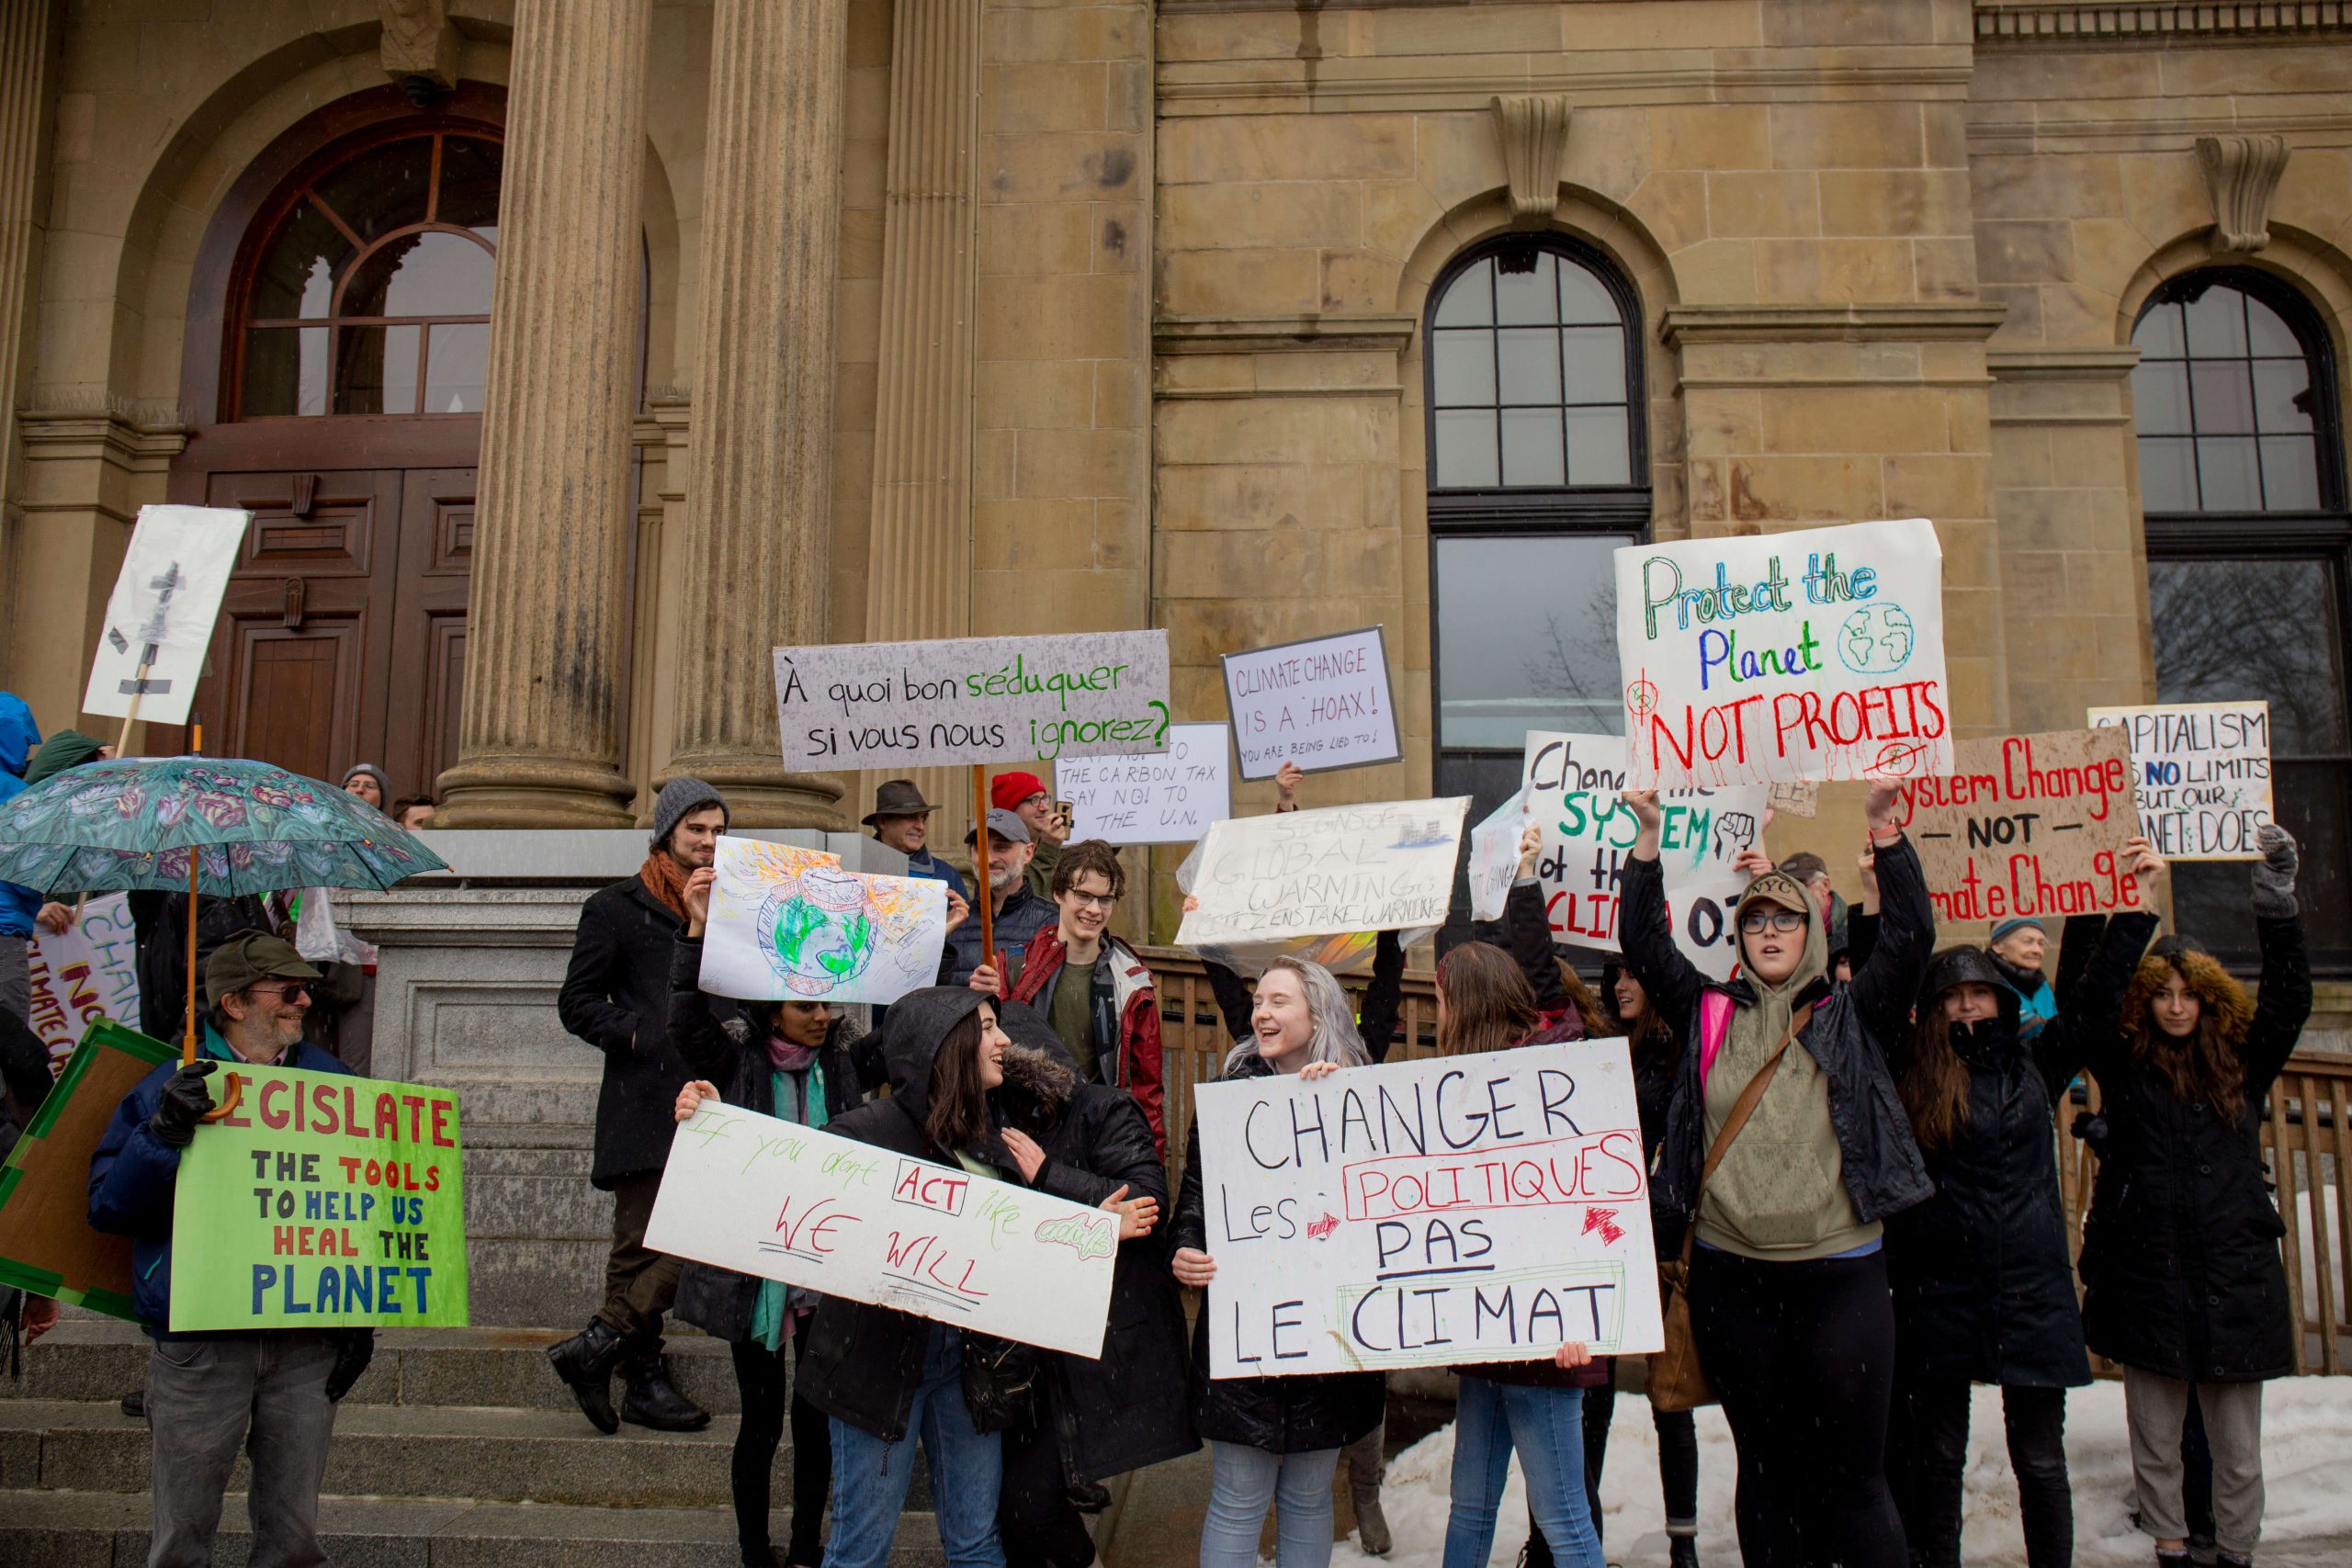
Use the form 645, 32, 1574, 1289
648, 1100, 1118, 1358
1054, 723, 1233, 845
1892, 728, 2144, 927
772, 631, 1170, 771
1193, 1041, 1663, 1377
1175, 797, 1470, 947
25, 893, 141, 1067
170, 1065, 469, 1331
1614, 518, 1951, 788
2088, 701, 2273, 862
1222, 626, 1402, 781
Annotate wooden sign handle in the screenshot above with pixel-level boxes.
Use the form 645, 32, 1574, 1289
972, 763, 993, 986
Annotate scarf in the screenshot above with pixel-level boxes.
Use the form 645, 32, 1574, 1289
639, 851, 691, 923
767, 1034, 819, 1072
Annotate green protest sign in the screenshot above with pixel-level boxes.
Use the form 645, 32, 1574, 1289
168, 1063, 469, 1330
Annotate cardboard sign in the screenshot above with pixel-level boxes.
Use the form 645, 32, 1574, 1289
1521, 733, 1766, 981
647, 1100, 1119, 1358
2088, 701, 2273, 862
1176, 797, 1470, 947
1614, 519, 1951, 787
772, 631, 1170, 770
1055, 723, 1233, 845
698, 837, 949, 1004
0, 1021, 175, 1321
1193, 1040, 1664, 1377
83, 505, 252, 726
169, 1066, 469, 1330
1222, 626, 1402, 780
1893, 728, 2144, 927
25, 895, 142, 1067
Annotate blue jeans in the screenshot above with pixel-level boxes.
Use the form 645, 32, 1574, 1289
1445, 1377, 1604, 1568
1201, 1440, 1340, 1568
823, 1326, 1004, 1568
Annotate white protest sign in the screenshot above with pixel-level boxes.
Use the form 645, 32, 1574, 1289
1222, 626, 1402, 781
83, 506, 252, 726
1521, 733, 1764, 981
772, 631, 1170, 771
2087, 701, 2273, 862
1194, 1040, 1663, 1377
1614, 518, 1951, 787
698, 838, 949, 1004
25, 894, 142, 1066
647, 1101, 1118, 1357
1465, 789, 1532, 923
1054, 723, 1232, 845
1176, 797, 1469, 947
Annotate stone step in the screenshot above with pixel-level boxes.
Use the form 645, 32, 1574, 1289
0, 1488, 950, 1568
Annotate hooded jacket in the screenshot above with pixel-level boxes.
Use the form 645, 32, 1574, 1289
22, 729, 105, 789
2077, 914, 2312, 1382
0, 694, 42, 936
1005, 925, 1166, 1154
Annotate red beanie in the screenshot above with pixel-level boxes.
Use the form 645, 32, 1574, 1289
990, 771, 1048, 811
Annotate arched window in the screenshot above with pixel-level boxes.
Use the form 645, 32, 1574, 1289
232, 129, 501, 418
2131, 270, 2350, 968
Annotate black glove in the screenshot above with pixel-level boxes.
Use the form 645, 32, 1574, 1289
325, 1328, 376, 1402
146, 1061, 218, 1148
2067, 1112, 2109, 1154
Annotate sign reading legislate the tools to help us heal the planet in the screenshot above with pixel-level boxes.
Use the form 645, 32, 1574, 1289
1892, 728, 2145, 927
170, 1065, 468, 1331
648, 1100, 1118, 1358
1222, 626, 1402, 781
772, 631, 1170, 771
698, 838, 949, 1005
1055, 723, 1233, 846
1193, 1041, 1663, 1377
2087, 701, 2273, 863
1175, 797, 1469, 947
1614, 518, 1951, 789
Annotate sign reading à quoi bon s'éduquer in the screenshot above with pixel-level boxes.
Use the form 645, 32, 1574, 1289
1612, 519, 1952, 789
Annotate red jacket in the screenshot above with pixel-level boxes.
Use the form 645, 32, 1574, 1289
1004, 924, 1164, 1153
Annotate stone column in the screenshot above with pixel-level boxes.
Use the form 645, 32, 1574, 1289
0, 0, 55, 524
435, 0, 650, 827
659, 0, 848, 826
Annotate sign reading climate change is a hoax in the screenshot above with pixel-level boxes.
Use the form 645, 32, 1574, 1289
1176, 797, 1469, 946
773, 631, 1170, 770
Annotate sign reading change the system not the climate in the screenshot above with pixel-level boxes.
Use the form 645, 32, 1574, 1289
772, 631, 1170, 771
2088, 701, 2273, 862
25, 894, 142, 1066
1222, 626, 1402, 780
1175, 797, 1470, 947
1193, 1040, 1664, 1377
1614, 518, 1951, 789
1892, 728, 2146, 927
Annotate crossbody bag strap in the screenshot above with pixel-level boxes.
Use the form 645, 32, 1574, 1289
1697, 1000, 1816, 1193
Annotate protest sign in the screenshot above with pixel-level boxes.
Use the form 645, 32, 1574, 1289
1176, 797, 1470, 947
1055, 723, 1232, 845
25, 894, 141, 1067
698, 837, 949, 1003
772, 631, 1170, 770
1465, 789, 1532, 923
1222, 626, 1402, 780
0, 1021, 175, 1321
1521, 732, 1766, 981
2088, 701, 2272, 862
1193, 1040, 1663, 1377
170, 1065, 469, 1330
648, 1100, 1118, 1358
83, 505, 251, 727
1614, 518, 1951, 788
1892, 728, 2144, 927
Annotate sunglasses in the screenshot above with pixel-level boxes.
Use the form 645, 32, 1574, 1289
1738, 909, 1808, 936
247, 982, 313, 1003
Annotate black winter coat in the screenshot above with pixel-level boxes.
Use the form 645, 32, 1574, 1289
2078, 913, 2312, 1382
1887, 912, 2155, 1388
559, 877, 695, 1189
1170, 1048, 1386, 1454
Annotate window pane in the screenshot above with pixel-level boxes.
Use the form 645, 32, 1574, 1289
2196, 437, 2260, 510
1558, 261, 1618, 325
2151, 557, 2348, 751
1500, 409, 1566, 487
311, 136, 435, 243
2132, 300, 2186, 358
1434, 410, 1498, 488
2245, 294, 2300, 357
1435, 534, 1627, 746
2136, 436, 2197, 512
2183, 287, 2247, 356
424, 321, 489, 415
1567, 407, 1633, 485
2251, 360, 2312, 434
1434, 263, 1493, 327
2131, 361, 2190, 435
242, 326, 328, 416
1497, 328, 1564, 404
341, 230, 496, 318
1495, 254, 1558, 325
1562, 326, 1625, 403
2259, 436, 2319, 511
438, 135, 503, 235
248, 198, 351, 321
334, 323, 420, 415
1431, 330, 1495, 407
2188, 362, 2255, 434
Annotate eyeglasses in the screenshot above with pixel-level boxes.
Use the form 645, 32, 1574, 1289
247, 982, 312, 1003
1738, 909, 1808, 936
1062, 889, 1116, 909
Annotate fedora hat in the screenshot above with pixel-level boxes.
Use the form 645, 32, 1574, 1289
862, 778, 939, 828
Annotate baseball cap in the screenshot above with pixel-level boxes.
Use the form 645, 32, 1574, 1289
965, 807, 1034, 848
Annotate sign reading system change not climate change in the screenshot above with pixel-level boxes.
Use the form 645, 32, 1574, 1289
1892, 728, 2145, 927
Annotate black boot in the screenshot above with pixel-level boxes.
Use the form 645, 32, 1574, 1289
620, 1348, 711, 1432
1668, 1537, 1699, 1568
546, 1319, 627, 1434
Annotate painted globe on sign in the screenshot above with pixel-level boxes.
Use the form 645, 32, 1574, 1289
1836, 603, 1917, 676
756, 866, 878, 997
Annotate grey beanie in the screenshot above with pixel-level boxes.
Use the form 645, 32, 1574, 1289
650, 775, 729, 846
341, 762, 390, 798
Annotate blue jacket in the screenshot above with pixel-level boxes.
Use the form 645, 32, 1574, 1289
0, 694, 42, 936
88, 1028, 351, 1335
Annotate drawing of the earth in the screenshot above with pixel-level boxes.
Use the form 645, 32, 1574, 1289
1837, 603, 1916, 675
757, 866, 877, 996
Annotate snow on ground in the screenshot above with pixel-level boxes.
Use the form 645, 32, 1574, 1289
1328, 1378, 2352, 1568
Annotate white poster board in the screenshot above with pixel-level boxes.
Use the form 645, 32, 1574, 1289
24, 894, 142, 1066
2087, 701, 2273, 862
647, 1101, 1118, 1358
1193, 1040, 1663, 1377
1613, 518, 1951, 787
1054, 723, 1232, 845
772, 631, 1170, 771
83, 506, 252, 726
1522, 732, 1765, 981
1221, 626, 1402, 781
697, 838, 949, 1004
1465, 789, 1532, 923
1176, 797, 1470, 946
